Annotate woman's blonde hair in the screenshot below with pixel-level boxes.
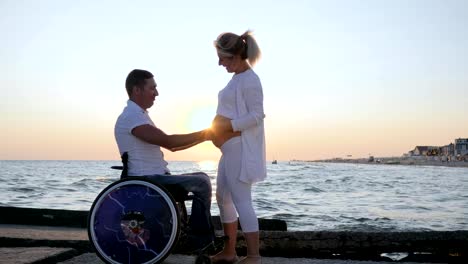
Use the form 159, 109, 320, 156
214, 30, 261, 66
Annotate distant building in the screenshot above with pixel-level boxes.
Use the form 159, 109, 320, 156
427, 146, 442, 156
455, 138, 468, 156
441, 143, 455, 156
408, 138, 467, 158
411, 146, 429, 156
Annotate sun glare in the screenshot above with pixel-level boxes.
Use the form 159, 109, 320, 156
186, 104, 216, 131
197, 160, 218, 171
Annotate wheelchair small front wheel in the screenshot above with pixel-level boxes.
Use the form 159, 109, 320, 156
88, 178, 180, 264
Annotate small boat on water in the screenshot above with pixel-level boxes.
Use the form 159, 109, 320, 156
272, 160, 278, 164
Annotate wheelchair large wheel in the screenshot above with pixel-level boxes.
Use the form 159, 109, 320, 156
88, 178, 180, 264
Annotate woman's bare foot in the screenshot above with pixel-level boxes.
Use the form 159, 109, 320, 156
210, 251, 239, 264
238, 255, 261, 264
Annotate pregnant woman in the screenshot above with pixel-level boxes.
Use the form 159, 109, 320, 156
211, 30, 267, 264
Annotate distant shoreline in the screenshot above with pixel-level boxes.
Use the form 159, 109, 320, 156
310, 157, 468, 168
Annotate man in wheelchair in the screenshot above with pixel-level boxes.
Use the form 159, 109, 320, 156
114, 69, 215, 252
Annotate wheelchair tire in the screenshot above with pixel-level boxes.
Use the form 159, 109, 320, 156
88, 178, 180, 264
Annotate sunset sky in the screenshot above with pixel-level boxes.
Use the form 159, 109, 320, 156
1, 0, 467, 161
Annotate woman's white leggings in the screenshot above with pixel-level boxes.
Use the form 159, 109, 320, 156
217, 136, 259, 233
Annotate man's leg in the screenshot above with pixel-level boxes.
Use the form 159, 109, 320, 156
146, 173, 213, 235
180, 172, 213, 235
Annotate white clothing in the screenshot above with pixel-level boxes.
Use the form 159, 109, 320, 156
114, 100, 169, 176
216, 69, 267, 183
217, 137, 259, 232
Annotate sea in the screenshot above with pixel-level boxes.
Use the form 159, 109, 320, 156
1, 160, 467, 232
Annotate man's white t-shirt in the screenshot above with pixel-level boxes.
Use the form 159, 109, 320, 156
114, 100, 169, 176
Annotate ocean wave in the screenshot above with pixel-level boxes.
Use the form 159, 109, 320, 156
9, 187, 36, 192
303, 186, 324, 193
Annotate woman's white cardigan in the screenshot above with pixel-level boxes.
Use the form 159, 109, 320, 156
230, 70, 267, 184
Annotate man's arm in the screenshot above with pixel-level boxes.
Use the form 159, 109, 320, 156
132, 124, 212, 151
166, 129, 215, 152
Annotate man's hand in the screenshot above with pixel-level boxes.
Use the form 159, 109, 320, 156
203, 128, 215, 141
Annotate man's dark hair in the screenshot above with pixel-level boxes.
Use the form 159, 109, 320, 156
125, 69, 154, 97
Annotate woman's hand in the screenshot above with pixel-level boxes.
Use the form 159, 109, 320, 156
211, 115, 240, 148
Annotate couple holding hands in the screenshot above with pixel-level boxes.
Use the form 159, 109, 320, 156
114, 30, 266, 264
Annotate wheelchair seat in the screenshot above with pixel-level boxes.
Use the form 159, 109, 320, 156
115, 152, 191, 203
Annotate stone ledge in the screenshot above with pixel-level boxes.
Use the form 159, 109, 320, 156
253, 230, 468, 259
0, 247, 79, 264
1, 224, 467, 262
0, 206, 287, 231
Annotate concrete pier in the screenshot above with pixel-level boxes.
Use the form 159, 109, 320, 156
1, 206, 466, 263
0, 249, 435, 264
1, 224, 465, 263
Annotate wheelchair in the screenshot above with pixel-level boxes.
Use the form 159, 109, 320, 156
87, 153, 217, 264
